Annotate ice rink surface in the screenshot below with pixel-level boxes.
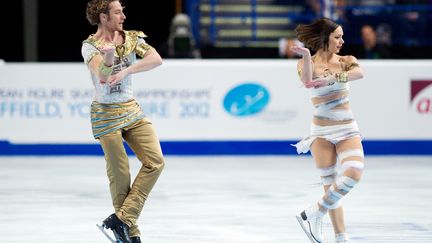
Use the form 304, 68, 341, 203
1, 155, 431, 243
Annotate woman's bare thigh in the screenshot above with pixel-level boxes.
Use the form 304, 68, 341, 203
311, 137, 337, 168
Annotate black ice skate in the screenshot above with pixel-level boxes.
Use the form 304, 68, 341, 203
96, 223, 117, 243
97, 213, 131, 243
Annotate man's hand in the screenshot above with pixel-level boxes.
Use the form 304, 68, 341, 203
106, 69, 127, 86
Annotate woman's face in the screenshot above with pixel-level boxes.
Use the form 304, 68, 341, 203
328, 26, 344, 53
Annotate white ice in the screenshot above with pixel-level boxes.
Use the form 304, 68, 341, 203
0, 156, 431, 243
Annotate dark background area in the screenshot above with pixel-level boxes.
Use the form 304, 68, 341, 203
3, 1, 432, 62
4, 1, 24, 62
3, 0, 177, 62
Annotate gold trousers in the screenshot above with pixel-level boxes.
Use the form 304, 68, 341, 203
92, 100, 164, 237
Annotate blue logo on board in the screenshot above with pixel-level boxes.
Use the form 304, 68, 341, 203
223, 83, 270, 116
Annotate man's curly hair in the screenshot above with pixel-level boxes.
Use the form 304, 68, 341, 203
86, 0, 122, 25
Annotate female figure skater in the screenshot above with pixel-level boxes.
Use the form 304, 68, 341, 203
291, 18, 365, 243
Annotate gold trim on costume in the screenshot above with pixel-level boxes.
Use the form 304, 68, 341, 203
85, 52, 99, 64
83, 30, 153, 60
90, 99, 145, 139
135, 43, 153, 58
345, 62, 359, 71
336, 71, 348, 83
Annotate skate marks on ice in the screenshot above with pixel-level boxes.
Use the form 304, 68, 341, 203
346, 222, 432, 242
0, 156, 432, 243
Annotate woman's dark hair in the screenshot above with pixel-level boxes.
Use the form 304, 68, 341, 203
295, 18, 340, 51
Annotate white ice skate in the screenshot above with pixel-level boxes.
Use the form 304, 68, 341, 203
296, 206, 324, 243
335, 233, 350, 243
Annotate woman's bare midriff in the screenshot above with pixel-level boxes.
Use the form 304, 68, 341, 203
312, 118, 353, 126
311, 100, 353, 126
311, 90, 349, 105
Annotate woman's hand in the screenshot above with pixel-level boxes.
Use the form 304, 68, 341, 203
304, 76, 334, 88
290, 45, 310, 57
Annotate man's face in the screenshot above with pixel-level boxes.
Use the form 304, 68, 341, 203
104, 1, 126, 31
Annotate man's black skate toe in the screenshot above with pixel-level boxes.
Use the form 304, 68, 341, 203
131, 236, 141, 243
102, 213, 132, 243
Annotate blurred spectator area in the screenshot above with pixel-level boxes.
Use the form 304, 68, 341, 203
3, 0, 431, 61
184, 0, 432, 58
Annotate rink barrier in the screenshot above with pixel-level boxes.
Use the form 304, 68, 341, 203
2, 61, 432, 154
1, 140, 431, 156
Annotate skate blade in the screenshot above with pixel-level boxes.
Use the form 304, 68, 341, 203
96, 224, 118, 243
295, 215, 321, 243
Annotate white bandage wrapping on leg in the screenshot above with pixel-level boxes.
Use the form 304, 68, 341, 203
327, 200, 341, 209
319, 164, 342, 209
336, 233, 350, 243
319, 164, 337, 186
319, 176, 358, 210
341, 160, 364, 173
338, 149, 364, 161
318, 164, 342, 209
320, 185, 343, 209
336, 176, 358, 193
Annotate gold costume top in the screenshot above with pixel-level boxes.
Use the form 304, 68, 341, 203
82, 30, 153, 64
81, 30, 154, 104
